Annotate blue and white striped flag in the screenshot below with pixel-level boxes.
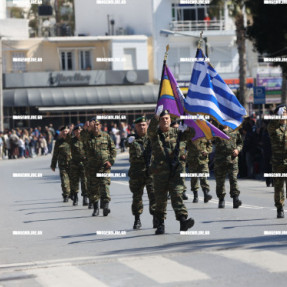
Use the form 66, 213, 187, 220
184, 49, 247, 130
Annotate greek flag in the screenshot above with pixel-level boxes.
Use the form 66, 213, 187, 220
184, 49, 247, 130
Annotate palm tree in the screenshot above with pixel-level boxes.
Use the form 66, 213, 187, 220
211, 0, 248, 110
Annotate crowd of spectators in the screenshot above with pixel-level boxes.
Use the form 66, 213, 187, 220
0, 115, 275, 186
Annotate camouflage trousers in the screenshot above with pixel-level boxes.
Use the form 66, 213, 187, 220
214, 159, 240, 199
59, 164, 71, 197
188, 159, 210, 192
88, 164, 111, 204
70, 161, 88, 197
129, 174, 155, 216
272, 164, 287, 208
153, 166, 188, 221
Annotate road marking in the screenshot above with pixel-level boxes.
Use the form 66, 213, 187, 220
26, 266, 108, 287
216, 250, 287, 273
118, 255, 209, 283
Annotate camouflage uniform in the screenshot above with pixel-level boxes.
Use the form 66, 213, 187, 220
187, 138, 212, 193
267, 120, 287, 209
214, 128, 243, 199
70, 136, 88, 198
148, 116, 195, 221
85, 131, 116, 204
50, 136, 72, 198
125, 134, 155, 216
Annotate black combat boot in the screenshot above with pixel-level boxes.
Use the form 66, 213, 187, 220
88, 199, 93, 209
277, 207, 284, 218
92, 201, 99, 216
192, 191, 198, 203
203, 189, 212, 203
73, 193, 78, 206
218, 198, 225, 208
83, 196, 88, 206
182, 191, 188, 200
100, 199, 104, 209
63, 196, 69, 202
69, 193, 74, 201
153, 215, 159, 228
103, 202, 111, 216
155, 220, 165, 235
233, 195, 242, 208
179, 215, 195, 231
133, 215, 142, 230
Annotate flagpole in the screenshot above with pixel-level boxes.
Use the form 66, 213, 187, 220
157, 45, 169, 101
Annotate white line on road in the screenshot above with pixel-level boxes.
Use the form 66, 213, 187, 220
26, 266, 108, 287
215, 250, 287, 273
118, 255, 210, 283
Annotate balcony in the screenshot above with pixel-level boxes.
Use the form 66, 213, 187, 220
169, 20, 234, 32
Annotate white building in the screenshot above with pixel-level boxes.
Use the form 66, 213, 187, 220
0, 0, 29, 39
74, 0, 259, 86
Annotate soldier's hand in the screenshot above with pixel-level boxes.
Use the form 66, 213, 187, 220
128, 136, 135, 143
51, 167, 55, 172
178, 123, 188, 132
232, 149, 239, 157
156, 105, 164, 117
104, 161, 112, 169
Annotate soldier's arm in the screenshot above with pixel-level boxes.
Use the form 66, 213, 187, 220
108, 134, 117, 166
267, 120, 280, 137
236, 131, 243, 153
147, 116, 159, 140
206, 140, 213, 154
50, 140, 59, 169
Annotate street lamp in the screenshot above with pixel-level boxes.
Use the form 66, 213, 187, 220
160, 29, 209, 57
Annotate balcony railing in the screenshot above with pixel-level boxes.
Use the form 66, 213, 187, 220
170, 20, 234, 32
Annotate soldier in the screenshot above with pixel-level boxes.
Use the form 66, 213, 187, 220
187, 138, 212, 203
83, 119, 116, 216
70, 124, 89, 206
214, 125, 243, 208
267, 104, 287, 218
125, 116, 156, 230
148, 106, 195, 235
50, 126, 72, 202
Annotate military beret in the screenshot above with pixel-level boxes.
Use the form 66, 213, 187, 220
59, 125, 69, 131
160, 109, 170, 117
274, 104, 287, 115
73, 124, 82, 131
134, 116, 147, 124
89, 117, 97, 122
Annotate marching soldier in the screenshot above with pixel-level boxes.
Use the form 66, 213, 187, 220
83, 119, 116, 217
126, 116, 156, 230
213, 125, 243, 208
267, 104, 287, 218
70, 124, 89, 206
50, 126, 72, 202
187, 138, 212, 203
148, 106, 195, 234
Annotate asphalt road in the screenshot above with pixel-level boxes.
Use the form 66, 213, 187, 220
1, 152, 287, 287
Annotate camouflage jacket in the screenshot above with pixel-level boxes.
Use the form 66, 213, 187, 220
84, 131, 116, 167
125, 133, 152, 177
50, 136, 71, 169
214, 128, 242, 163
70, 136, 87, 163
267, 120, 287, 165
148, 116, 195, 172
187, 138, 213, 164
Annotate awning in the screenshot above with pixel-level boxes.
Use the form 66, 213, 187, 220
3, 85, 159, 108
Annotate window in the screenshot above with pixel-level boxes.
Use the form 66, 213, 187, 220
61, 51, 74, 70
123, 48, 137, 70
12, 52, 26, 73
79, 50, 92, 70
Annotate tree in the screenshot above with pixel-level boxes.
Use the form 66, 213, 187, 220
211, 0, 248, 109
246, 0, 287, 105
